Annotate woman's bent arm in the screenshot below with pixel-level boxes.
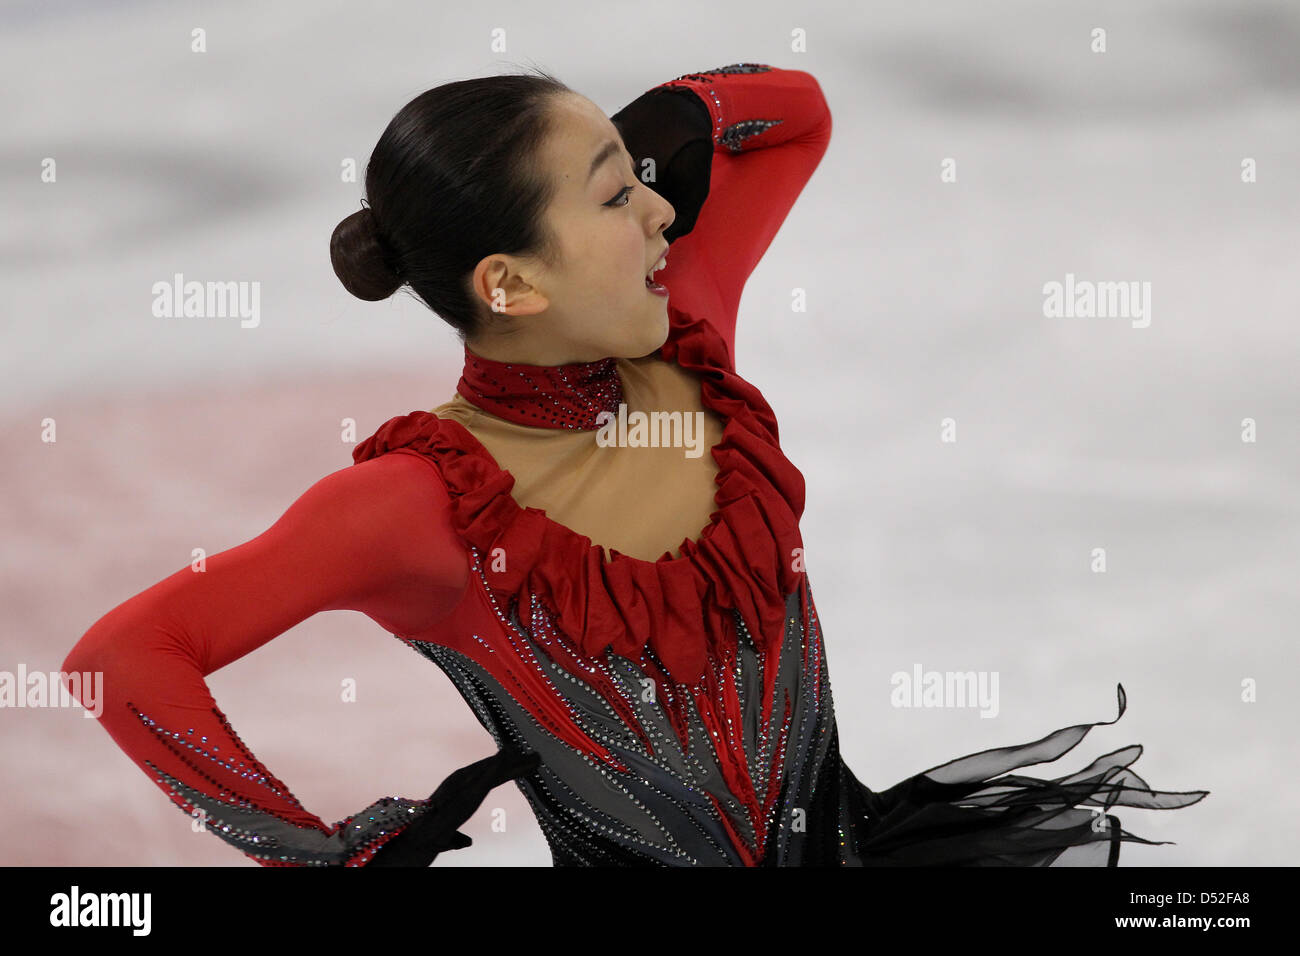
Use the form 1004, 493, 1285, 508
614, 64, 833, 364
61, 452, 469, 865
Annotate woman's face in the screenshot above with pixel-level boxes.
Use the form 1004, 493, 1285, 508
467, 91, 677, 364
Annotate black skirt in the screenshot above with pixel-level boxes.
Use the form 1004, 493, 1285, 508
796, 683, 1210, 866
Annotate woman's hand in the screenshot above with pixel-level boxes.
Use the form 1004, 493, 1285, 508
612, 88, 714, 244
366, 745, 542, 866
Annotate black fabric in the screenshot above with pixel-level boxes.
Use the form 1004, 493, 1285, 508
785, 684, 1206, 867
366, 746, 540, 866
612, 87, 715, 243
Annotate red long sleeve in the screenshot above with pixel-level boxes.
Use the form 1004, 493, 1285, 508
649, 66, 832, 364
61, 450, 469, 865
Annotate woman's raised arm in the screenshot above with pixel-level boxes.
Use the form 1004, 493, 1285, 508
613, 64, 832, 366
61, 452, 475, 865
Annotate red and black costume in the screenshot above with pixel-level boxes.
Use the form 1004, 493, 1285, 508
63, 64, 1208, 866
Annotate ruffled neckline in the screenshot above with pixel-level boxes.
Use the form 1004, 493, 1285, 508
352, 307, 808, 685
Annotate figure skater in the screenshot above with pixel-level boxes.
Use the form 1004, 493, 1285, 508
63, 63, 1208, 866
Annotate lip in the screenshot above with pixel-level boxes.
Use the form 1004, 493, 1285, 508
645, 247, 669, 277
644, 246, 670, 296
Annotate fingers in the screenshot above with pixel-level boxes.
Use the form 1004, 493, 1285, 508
488, 748, 541, 786
434, 829, 473, 852
366, 748, 539, 867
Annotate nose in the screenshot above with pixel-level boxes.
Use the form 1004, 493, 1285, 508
645, 186, 675, 238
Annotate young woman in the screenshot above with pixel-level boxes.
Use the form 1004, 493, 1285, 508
63, 63, 1208, 866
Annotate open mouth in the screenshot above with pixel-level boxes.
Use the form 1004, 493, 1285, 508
645, 254, 668, 294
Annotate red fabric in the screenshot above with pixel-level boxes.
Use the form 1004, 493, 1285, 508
648, 66, 832, 365
456, 348, 626, 430
61, 452, 468, 865
61, 64, 831, 865
353, 307, 809, 686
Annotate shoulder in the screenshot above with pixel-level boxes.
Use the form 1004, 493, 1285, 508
309, 452, 468, 605
339, 451, 463, 555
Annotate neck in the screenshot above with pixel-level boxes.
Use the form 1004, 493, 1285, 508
456, 343, 625, 431
463, 332, 610, 368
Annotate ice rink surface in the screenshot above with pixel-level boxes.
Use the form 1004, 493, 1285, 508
3, 0, 1295, 865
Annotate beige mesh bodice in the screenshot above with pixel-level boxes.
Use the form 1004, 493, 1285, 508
431, 353, 725, 561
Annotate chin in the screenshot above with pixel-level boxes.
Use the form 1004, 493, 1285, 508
625, 317, 669, 359
647, 311, 671, 351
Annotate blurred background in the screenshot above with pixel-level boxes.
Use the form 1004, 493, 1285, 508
3, 0, 1295, 865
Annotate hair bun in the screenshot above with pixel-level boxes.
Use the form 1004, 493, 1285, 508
330, 205, 404, 301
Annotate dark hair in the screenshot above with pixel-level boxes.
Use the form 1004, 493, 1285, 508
330, 68, 572, 341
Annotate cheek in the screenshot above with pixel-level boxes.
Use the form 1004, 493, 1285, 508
609, 225, 644, 282
575, 220, 642, 294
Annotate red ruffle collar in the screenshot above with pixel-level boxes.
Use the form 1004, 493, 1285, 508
353, 308, 807, 685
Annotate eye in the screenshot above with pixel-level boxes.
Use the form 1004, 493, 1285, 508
604, 184, 634, 208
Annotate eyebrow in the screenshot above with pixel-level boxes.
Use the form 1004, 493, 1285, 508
587, 139, 633, 183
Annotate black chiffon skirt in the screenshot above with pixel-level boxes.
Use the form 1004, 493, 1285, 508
805, 683, 1210, 866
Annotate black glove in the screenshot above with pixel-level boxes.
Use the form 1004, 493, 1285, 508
366, 745, 541, 866
612, 87, 714, 243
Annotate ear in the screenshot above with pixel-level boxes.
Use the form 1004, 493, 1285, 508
470, 254, 549, 317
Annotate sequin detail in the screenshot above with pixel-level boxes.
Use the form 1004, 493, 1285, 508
667, 63, 785, 153
398, 543, 838, 865
456, 347, 625, 430
674, 63, 774, 79
719, 119, 784, 153
130, 703, 427, 866
352, 306, 808, 687
389, 547, 1206, 866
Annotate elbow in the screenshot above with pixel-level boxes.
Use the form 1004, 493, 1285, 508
61, 628, 106, 716
62, 604, 133, 691
63, 627, 100, 678
790, 66, 831, 129
782, 68, 833, 153
62, 621, 112, 705
805, 73, 832, 144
